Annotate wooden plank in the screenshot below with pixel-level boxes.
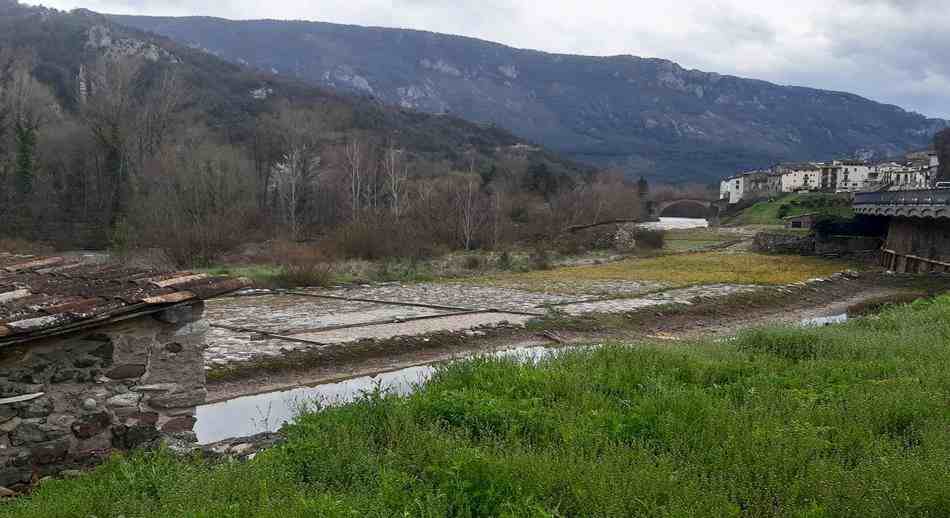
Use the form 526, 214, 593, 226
903, 253, 950, 268
883, 249, 950, 269
40, 297, 105, 315
187, 278, 252, 299
35, 262, 83, 275
0, 301, 156, 347
0, 326, 10, 338
143, 291, 196, 305
0, 392, 45, 405
3, 257, 64, 272
6, 314, 72, 333
0, 289, 31, 304
151, 273, 209, 288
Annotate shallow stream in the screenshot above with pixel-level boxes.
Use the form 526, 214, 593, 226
195, 345, 561, 444
196, 293, 924, 444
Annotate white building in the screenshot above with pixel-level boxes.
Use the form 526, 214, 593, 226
720, 175, 745, 204
834, 161, 873, 192
873, 154, 938, 191
887, 167, 929, 190
779, 164, 821, 193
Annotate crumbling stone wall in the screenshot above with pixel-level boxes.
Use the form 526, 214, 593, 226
0, 302, 208, 490
753, 232, 816, 255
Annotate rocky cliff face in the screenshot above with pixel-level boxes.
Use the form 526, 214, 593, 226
111, 15, 947, 182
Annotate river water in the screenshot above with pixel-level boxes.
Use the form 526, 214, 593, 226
196, 294, 906, 444
639, 217, 708, 231
195, 345, 562, 444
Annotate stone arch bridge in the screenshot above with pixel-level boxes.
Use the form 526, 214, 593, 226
647, 199, 723, 225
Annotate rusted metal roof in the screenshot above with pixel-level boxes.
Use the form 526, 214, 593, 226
0, 253, 249, 346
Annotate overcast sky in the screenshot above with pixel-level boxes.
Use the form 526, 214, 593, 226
34, 0, 950, 119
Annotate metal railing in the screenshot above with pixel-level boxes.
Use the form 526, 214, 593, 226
853, 189, 950, 207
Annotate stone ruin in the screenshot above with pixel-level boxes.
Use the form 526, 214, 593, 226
0, 253, 246, 492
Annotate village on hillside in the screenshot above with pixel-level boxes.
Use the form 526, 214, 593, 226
720, 150, 941, 204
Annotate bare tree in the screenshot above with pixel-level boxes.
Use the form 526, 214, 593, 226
344, 137, 364, 221
262, 105, 326, 238
82, 58, 144, 228
270, 148, 321, 240
134, 67, 184, 172
383, 141, 408, 218
455, 175, 485, 250
490, 189, 504, 249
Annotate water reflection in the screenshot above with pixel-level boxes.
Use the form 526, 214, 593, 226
196, 346, 559, 444
801, 314, 848, 327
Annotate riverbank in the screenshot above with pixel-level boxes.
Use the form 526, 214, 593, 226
196, 248, 860, 388
7, 292, 950, 517
203, 271, 944, 404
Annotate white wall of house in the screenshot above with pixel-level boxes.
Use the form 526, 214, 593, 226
781, 169, 820, 192
720, 176, 744, 204
835, 163, 872, 192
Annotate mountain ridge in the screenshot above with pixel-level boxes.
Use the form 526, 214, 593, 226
0, 2, 590, 173
111, 13, 947, 182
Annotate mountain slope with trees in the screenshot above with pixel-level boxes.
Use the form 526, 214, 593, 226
112, 14, 948, 182
2, 1, 644, 264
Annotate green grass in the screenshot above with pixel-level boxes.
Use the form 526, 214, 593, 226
200, 265, 286, 286
726, 193, 854, 226
200, 259, 437, 288
471, 252, 854, 293
7, 296, 950, 517
663, 228, 737, 252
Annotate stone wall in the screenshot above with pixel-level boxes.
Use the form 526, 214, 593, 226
753, 232, 815, 255
0, 302, 208, 490
754, 232, 881, 257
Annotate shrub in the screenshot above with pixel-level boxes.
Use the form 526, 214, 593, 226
529, 244, 553, 271
554, 227, 615, 255
372, 258, 434, 283
634, 228, 666, 250
463, 255, 483, 270
0, 238, 53, 255
325, 218, 441, 261
496, 251, 513, 270
268, 241, 334, 288
272, 263, 333, 288
776, 204, 791, 219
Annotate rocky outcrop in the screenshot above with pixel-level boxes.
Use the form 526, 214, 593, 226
0, 303, 207, 492
86, 24, 180, 64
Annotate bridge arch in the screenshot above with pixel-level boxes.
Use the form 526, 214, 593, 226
657, 199, 711, 215
653, 199, 721, 221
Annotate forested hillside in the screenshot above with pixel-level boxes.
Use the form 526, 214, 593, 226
113, 14, 948, 182
0, 1, 642, 265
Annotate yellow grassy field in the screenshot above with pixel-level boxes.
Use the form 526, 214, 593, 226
473, 251, 855, 290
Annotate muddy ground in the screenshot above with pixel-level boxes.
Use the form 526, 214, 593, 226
206, 272, 950, 402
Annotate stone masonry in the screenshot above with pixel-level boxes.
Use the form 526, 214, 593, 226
0, 302, 208, 490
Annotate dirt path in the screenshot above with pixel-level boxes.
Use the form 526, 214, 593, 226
206, 274, 943, 403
